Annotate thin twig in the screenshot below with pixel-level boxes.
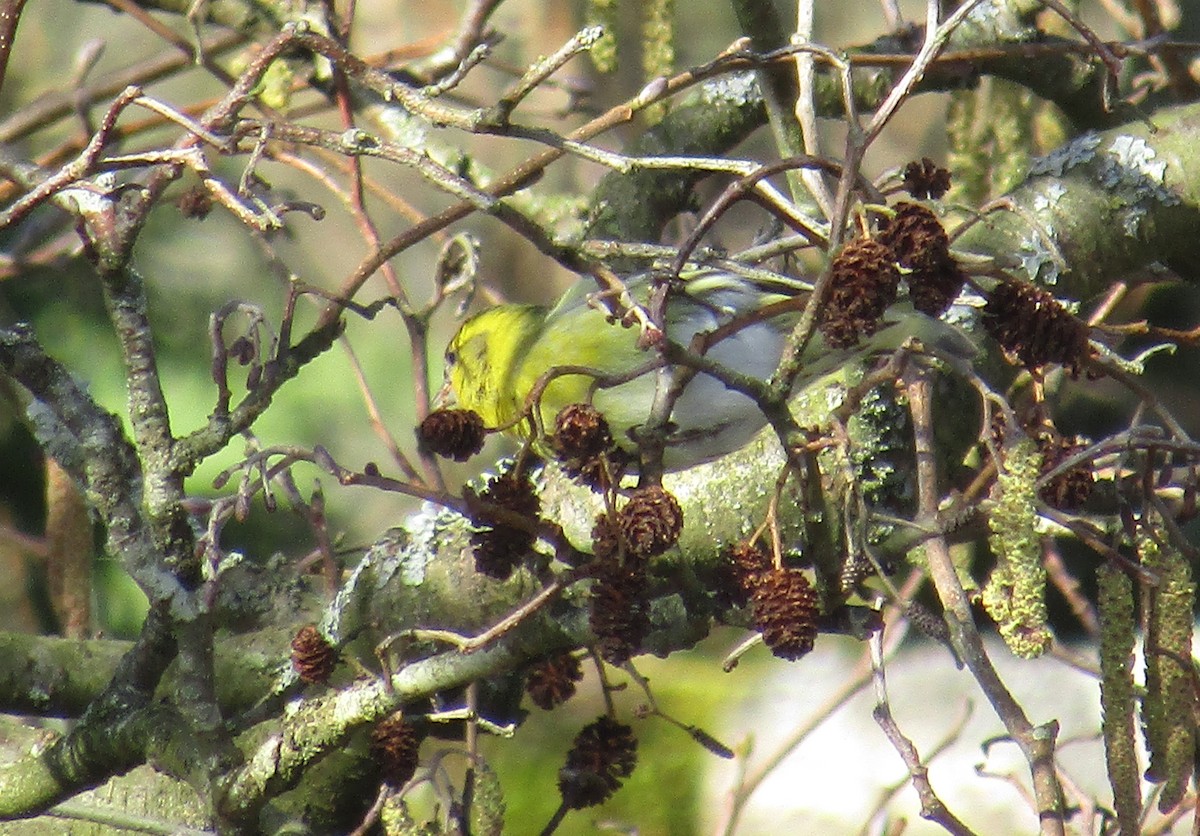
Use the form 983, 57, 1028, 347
906, 370, 1066, 836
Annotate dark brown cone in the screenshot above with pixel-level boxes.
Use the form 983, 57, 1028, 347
590, 560, 650, 665
557, 716, 638, 809
618, 486, 683, 560
553, 404, 618, 490
465, 470, 541, 580
569, 454, 622, 491
879, 202, 965, 316
720, 542, 772, 607
1037, 433, 1094, 510
982, 280, 1090, 372
908, 257, 967, 317
417, 408, 487, 462
177, 184, 213, 219
902, 157, 952, 199
526, 652, 584, 710
820, 238, 901, 349
290, 625, 337, 684
880, 202, 949, 267
591, 512, 621, 562
369, 713, 422, 788
553, 404, 614, 460
750, 567, 821, 661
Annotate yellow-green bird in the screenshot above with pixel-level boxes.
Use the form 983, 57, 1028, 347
443, 270, 970, 471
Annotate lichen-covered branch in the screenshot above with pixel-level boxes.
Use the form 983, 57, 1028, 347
954, 102, 1200, 298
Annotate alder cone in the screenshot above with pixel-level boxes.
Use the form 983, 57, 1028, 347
750, 567, 821, 660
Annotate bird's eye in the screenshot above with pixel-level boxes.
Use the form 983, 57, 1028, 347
445, 349, 457, 366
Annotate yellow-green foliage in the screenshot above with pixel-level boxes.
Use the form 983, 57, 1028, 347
947, 79, 1036, 205
1139, 519, 1196, 813
641, 0, 674, 80
983, 438, 1052, 658
640, 0, 674, 124
946, 90, 986, 206
986, 80, 1034, 197
256, 59, 296, 111
1097, 563, 1141, 835
587, 0, 618, 74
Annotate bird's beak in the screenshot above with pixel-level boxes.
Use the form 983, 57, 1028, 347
434, 376, 455, 409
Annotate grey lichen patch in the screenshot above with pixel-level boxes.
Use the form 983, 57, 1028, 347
1028, 130, 1101, 177
696, 71, 760, 108
1015, 180, 1071, 284
1025, 132, 1181, 246
664, 430, 789, 548
535, 463, 605, 552
322, 526, 413, 643
1093, 134, 1180, 242
1031, 181, 1067, 212
1101, 135, 1179, 206
1018, 229, 1062, 284
1005, 124, 1180, 210
965, 1, 1001, 26
367, 509, 449, 592
1121, 205, 1147, 238
405, 504, 464, 585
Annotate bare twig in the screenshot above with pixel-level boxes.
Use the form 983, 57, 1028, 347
906, 371, 1066, 836
717, 570, 925, 836
0, 0, 27, 96
869, 631, 976, 836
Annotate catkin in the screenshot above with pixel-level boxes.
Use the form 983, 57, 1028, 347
983, 438, 1052, 658
1097, 563, 1141, 834
587, 0, 618, 73
1139, 521, 1195, 813
640, 0, 674, 123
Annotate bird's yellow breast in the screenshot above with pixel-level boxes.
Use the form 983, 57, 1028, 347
445, 304, 547, 430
